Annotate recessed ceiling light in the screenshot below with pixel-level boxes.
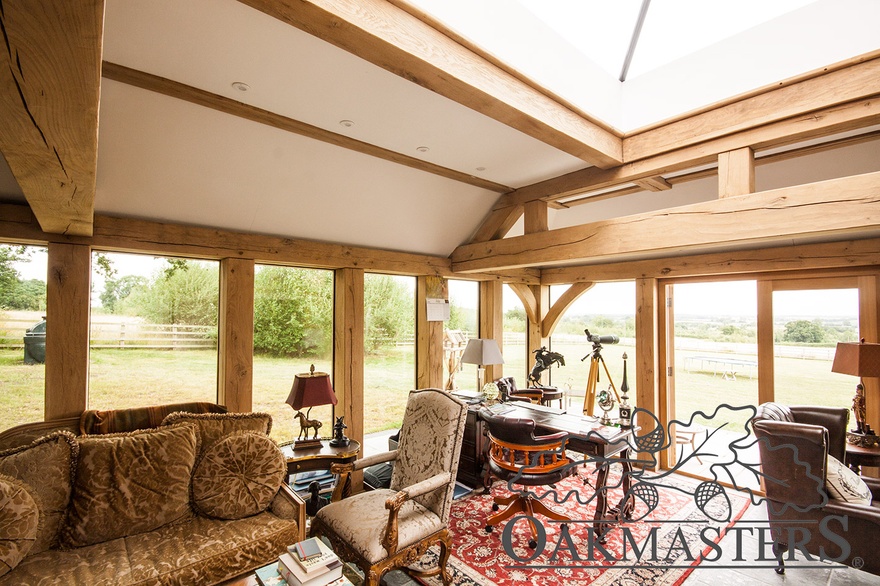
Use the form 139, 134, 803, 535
416, 146, 429, 153
476, 167, 486, 171
339, 120, 354, 128
231, 82, 250, 92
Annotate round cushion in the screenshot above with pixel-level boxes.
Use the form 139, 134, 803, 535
192, 431, 286, 519
0, 474, 40, 576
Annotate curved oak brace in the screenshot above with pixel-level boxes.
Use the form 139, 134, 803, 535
541, 282, 594, 337
507, 283, 538, 324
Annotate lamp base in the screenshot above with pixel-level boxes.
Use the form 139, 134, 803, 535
292, 437, 323, 450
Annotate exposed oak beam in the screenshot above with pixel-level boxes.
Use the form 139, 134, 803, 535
540, 238, 880, 284
102, 62, 508, 193
468, 205, 523, 243
452, 171, 880, 272
542, 282, 593, 337
237, 0, 623, 167
496, 94, 880, 209
634, 176, 672, 192
0, 203, 540, 284
0, 0, 103, 237
624, 55, 880, 160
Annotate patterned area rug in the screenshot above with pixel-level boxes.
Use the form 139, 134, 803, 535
412, 470, 750, 586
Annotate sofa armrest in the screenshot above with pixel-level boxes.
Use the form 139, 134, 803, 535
271, 483, 306, 542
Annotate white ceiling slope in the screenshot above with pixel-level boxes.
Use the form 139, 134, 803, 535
1, 0, 879, 260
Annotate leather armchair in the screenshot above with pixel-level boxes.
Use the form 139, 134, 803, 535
494, 376, 564, 408
309, 389, 467, 586
753, 402, 880, 576
480, 407, 575, 549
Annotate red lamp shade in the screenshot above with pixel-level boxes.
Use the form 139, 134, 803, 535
832, 340, 880, 378
286, 366, 338, 412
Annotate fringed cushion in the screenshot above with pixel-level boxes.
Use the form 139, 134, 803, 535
0, 474, 39, 576
79, 401, 226, 435
192, 431, 286, 519
161, 412, 273, 455
63, 423, 199, 547
0, 431, 77, 554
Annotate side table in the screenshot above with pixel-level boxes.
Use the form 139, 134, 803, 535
279, 439, 361, 498
845, 441, 880, 475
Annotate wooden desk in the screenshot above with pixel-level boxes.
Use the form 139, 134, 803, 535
845, 441, 880, 474
474, 402, 635, 540
279, 439, 361, 497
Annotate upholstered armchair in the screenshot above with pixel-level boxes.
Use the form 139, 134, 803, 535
753, 402, 880, 576
309, 389, 467, 586
480, 407, 576, 549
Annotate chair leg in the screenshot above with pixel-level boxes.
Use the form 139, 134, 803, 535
772, 541, 787, 575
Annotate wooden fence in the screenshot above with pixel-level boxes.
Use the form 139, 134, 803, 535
0, 316, 216, 350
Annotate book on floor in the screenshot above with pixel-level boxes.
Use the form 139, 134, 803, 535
254, 562, 288, 586
278, 553, 343, 586
287, 538, 337, 574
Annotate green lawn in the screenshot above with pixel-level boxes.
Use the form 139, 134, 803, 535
0, 342, 853, 441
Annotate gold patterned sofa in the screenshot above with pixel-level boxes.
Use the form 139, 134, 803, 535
0, 403, 304, 585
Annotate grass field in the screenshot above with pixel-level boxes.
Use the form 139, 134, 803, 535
0, 341, 854, 441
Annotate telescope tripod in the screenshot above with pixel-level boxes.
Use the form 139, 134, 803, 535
582, 349, 620, 417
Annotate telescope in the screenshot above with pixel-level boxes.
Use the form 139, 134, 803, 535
585, 329, 619, 345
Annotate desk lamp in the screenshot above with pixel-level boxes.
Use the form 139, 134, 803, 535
831, 339, 880, 441
460, 338, 504, 391
286, 365, 345, 450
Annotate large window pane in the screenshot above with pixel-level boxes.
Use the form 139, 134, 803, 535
502, 284, 527, 383
253, 266, 333, 443
548, 282, 635, 413
364, 274, 415, 434
444, 280, 478, 391
0, 245, 47, 431
670, 280, 758, 488
89, 252, 218, 410
773, 288, 859, 411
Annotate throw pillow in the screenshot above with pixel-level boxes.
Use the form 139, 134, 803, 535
192, 431, 286, 519
0, 431, 77, 554
825, 454, 872, 505
160, 412, 272, 454
63, 423, 199, 548
0, 474, 40, 576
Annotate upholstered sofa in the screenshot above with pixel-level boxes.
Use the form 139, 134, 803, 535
0, 404, 304, 585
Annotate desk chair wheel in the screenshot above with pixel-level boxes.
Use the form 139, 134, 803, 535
528, 539, 537, 549
492, 502, 499, 511
485, 524, 493, 533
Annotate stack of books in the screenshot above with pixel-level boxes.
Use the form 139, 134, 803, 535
255, 537, 353, 586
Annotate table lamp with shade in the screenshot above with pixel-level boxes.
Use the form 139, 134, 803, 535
831, 339, 880, 443
460, 338, 504, 391
286, 365, 348, 450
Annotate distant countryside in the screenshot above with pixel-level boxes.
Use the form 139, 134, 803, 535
0, 245, 861, 438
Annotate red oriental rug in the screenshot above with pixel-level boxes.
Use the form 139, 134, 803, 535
411, 470, 751, 586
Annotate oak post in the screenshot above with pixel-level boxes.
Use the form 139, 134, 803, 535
45, 243, 91, 419
718, 147, 755, 198
334, 268, 365, 490
756, 281, 775, 406
217, 258, 254, 412
479, 280, 504, 383
416, 276, 446, 389
635, 277, 660, 470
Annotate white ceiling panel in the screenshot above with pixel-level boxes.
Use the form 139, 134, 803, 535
96, 81, 496, 256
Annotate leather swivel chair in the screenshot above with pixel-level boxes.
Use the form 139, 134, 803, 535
753, 402, 880, 576
480, 407, 575, 548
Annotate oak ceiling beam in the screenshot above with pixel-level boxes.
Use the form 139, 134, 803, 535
101, 62, 508, 193
0, 203, 539, 284
624, 55, 880, 161
451, 171, 880, 272
0, 0, 104, 237
495, 94, 880, 209
540, 237, 880, 284
237, 0, 623, 167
